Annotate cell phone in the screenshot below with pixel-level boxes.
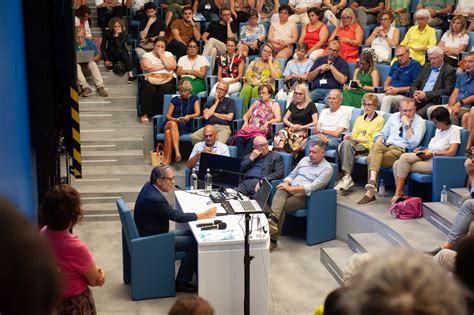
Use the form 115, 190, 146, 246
334, 36, 340, 40
416, 151, 425, 157
349, 80, 359, 89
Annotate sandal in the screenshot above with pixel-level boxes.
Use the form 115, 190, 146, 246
391, 195, 404, 205
140, 116, 149, 124
175, 154, 182, 162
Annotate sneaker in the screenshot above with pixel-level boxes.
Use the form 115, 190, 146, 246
365, 180, 377, 192
334, 179, 344, 191
81, 87, 92, 97
127, 76, 136, 84
268, 219, 278, 236
357, 195, 376, 206
175, 281, 198, 293
340, 178, 354, 191
97, 87, 108, 97
270, 240, 278, 252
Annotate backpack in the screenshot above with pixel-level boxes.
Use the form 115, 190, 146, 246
390, 196, 423, 220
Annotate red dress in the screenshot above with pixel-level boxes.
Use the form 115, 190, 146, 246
303, 23, 327, 49
334, 23, 359, 63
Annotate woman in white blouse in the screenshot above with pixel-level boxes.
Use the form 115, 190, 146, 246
75, 5, 92, 39
268, 5, 298, 59
391, 107, 461, 204
365, 11, 400, 63
176, 39, 210, 95
439, 15, 470, 68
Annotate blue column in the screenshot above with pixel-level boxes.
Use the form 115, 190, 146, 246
0, 2, 36, 221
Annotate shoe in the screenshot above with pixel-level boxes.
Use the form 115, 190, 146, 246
97, 87, 108, 97
357, 195, 376, 206
140, 115, 149, 124
81, 87, 92, 97
339, 177, 354, 191
127, 76, 136, 84
175, 281, 198, 293
391, 195, 403, 205
268, 219, 278, 236
425, 247, 442, 256
334, 179, 344, 191
270, 240, 278, 252
365, 180, 377, 192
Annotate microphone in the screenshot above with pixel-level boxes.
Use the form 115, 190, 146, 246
174, 185, 208, 197
201, 222, 227, 231
196, 220, 222, 228
214, 169, 263, 180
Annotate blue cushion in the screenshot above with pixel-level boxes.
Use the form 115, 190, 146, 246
287, 209, 307, 217
175, 251, 187, 260
409, 173, 432, 183
325, 150, 337, 158
355, 156, 368, 164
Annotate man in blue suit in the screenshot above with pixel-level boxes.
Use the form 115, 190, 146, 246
134, 166, 216, 292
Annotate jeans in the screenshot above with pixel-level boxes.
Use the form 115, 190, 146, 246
447, 199, 474, 244
172, 229, 197, 283
309, 88, 330, 103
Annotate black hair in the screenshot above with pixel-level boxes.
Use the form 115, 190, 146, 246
431, 107, 451, 125
307, 7, 321, 17
144, 2, 157, 10
279, 4, 293, 14
187, 38, 199, 47
76, 5, 91, 18
323, 287, 350, 315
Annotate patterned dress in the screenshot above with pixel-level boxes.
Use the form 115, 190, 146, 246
248, 100, 276, 136
217, 53, 245, 78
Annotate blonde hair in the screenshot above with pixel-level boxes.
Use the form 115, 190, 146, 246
178, 80, 193, 92
449, 15, 467, 36
341, 8, 357, 27
293, 83, 311, 107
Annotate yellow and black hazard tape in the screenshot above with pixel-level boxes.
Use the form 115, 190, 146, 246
70, 86, 82, 178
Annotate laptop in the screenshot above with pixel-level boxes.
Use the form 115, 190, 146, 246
198, 153, 242, 188
77, 51, 95, 63
222, 178, 272, 215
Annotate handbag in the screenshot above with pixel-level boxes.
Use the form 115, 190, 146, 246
146, 72, 173, 85
390, 196, 423, 220
139, 38, 154, 50
150, 143, 165, 166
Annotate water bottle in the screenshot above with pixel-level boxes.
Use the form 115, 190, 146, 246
204, 168, 213, 193
440, 185, 448, 204
190, 168, 198, 191
378, 179, 385, 197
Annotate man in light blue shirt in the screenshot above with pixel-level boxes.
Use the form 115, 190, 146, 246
357, 98, 426, 205
186, 125, 230, 170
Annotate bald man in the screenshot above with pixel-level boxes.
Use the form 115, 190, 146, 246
186, 125, 230, 170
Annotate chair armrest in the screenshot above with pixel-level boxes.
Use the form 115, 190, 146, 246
374, 86, 384, 93
307, 127, 316, 137
306, 188, 337, 245
153, 115, 165, 137
272, 122, 285, 137
194, 116, 204, 130
131, 232, 175, 254
276, 78, 284, 91
184, 168, 192, 189
233, 119, 244, 132
432, 156, 467, 202
208, 75, 217, 92
440, 95, 449, 104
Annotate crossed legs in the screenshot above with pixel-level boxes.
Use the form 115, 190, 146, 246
163, 120, 181, 164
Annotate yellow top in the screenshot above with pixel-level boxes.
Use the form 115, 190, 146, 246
351, 113, 385, 150
313, 305, 324, 315
244, 59, 282, 85
400, 25, 437, 65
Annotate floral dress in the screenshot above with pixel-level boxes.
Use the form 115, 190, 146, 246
217, 53, 245, 78
248, 100, 276, 136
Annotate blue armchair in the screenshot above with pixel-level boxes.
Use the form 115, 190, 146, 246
116, 199, 185, 300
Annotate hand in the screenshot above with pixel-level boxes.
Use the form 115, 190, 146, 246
318, 64, 331, 72
427, 7, 437, 17
385, 86, 398, 95
242, 122, 249, 129
250, 147, 263, 160
268, 53, 273, 63
376, 137, 385, 144
96, 268, 105, 286
292, 124, 302, 131
276, 181, 291, 191
400, 115, 411, 127
413, 91, 426, 102
319, 133, 329, 143
465, 159, 474, 178
331, 6, 338, 14
261, 122, 269, 131
204, 207, 217, 218
201, 146, 214, 154
184, 115, 192, 122
344, 134, 351, 140
422, 150, 433, 159
148, 16, 156, 25
255, 181, 261, 193
452, 103, 461, 116
105, 60, 113, 67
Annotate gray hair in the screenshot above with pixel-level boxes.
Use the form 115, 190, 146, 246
427, 46, 444, 57
150, 165, 171, 183
414, 8, 430, 20
343, 253, 373, 287
310, 138, 327, 152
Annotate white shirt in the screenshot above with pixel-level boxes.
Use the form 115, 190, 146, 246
75, 16, 92, 38
142, 51, 176, 75
95, 0, 125, 6
440, 32, 470, 58
289, 0, 322, 9
456, 0, 474, 19
189, 141, 230, 169
319, 107, 351, 132
428, 125, 461, 152
177, 55, 210, 80
370, 26, 396, 62
132, 0, 152, 12
272, 21, 297, 40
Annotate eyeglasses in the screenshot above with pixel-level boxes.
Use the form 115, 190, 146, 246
253, 143, 268, 149
395, 52, 408, 58
362, 102, 375, 107
294, 91, 304, 96
216, 87, 228, 92
416, 17, 427, 20
160, 177, 175, 181
328, 48, 339, 53
341, 16, 351, 19
179, 88, 191, 93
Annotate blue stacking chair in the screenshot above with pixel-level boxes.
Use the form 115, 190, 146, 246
348, 62, 357, 80
117, 199, 184, 300
399, 26, 407, 42
435, 29, 442, 43
467, 32, 474, 52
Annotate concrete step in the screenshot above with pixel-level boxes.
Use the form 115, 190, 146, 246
80, 85, 137, 97
320, 247, 355, 286
82, 149, 145, 166
82, 213, 120, 222
85, 73, 135, 86
78, 185, 143, 203
82, 138, 143, 152
79, 109, 141, 127
80, 126, 152, 142
347, 232, 396, 254
448, 188, 470, 208
72, 173, 150, 187
79, 97, 136, 110
422, 202, 458, 235
82, 201, 135, 215
80, 164, 152, 176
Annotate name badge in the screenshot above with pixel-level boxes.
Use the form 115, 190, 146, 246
319, 79, 327, 85
205, 3, 211, 9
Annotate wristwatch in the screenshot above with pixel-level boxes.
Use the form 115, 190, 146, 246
403, 124, 411, 130
459, 99, 464, 106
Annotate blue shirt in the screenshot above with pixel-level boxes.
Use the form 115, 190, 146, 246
389, 59, 422, 89
284, 157, 334, 195
283, 59, 314, 76
76, 38, 99, 55
455, 72, 474, 108
309, 56, 349, 90
374, 112, 426, 151
422, 66, 441, 92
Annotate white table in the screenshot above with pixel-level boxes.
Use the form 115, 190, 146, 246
174, 190, 270, 315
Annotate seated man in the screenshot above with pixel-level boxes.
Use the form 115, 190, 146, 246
416, 0, 454, 27
186, 125, 230, 170
377, 45, 421, 113
161, 0, 192, 28
357, 98, 426, 205
313, 89, 351, 150
134, 166, 216, 292
167, 6, 202, 61
350, 0, 385, 25
268, 139, 334, 250
190, 81, 236, 145
75, 27, 108, 97
237, 135, 284, 198
409, 46, 456, 119
201, 8, 237, 58
307, 40, 349, 103
135, 2, 166, 58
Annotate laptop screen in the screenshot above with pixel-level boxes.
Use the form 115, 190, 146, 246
198, 153, 242, 188
254, 178, 272, 209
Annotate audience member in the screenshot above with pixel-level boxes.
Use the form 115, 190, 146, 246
454, 235, 474, 313
230, 0, 253, 25
274, 83, 318, 158
169, 296, 215, 315
161, 0, 192, 28
240, 43, 282, 111
328, 8, 363, 63
268, 139, 334, 250
210, 38, 245, 96
350, 0, 384, 26
357, 98, 426, 205
268, 5, 298, 59
74, 0, 87, 9
136, 2, 166, 58
365, 11, 400, 63
376, 45, 421, 113
237, 135, 284, 198
439, 15, 469, 68
313, 89, 351, 150
313, 287, 350, 315
202, 8, 237, 58
297, 8, 329, 61
409, 46, 456, 118
75, 27, 109, 98
193, 0, 223, 22
385, 0, 410, 26
139, 36, 177, 124
400, 9, 437, 65
307, 40, 349, 102
39, 185, 105, 314
176, 39, 209, 95
239, 10, 267, 57
163, 80, 201, 164
335, 94, 384, 192
1, 197, 60, 315
256, 0, 280, 23
168, 6, 202, 60
342, 50, 380, 108
321, 0, 347, 26
134, 166, 217, 293
391, 107, 460, 203
187, 125, 230, 169
75, 5, 92, 39
131, 0, 152, 23
454, 0, 474, 32
96, 0, 124, 35
416, 0, 454, 27
287, 0, 322, 25
101, 17, 135, 82
191, 81, 236, 144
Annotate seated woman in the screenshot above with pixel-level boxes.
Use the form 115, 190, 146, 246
275, 43, 313, 106
334, 94, 384, 191
240, 42, 282, 111
239, 9, 267, 57
439, 15, 469, 68
297, 8, 329, 61
140, 37, 177, 124
257, 0, 279, 23
164, 80, 201, 164
267, 5, 298, 60
39, 185, 105, 314
392, 107, 461, 204
75, 5, 92, 39
176, 39, 209, 95
210, 38, 245, 96
232, 84, 281, 157
327, 8, 363, 63
101, 17, 135, 82
365, 11, 400, 63
273, 83, 318, 158
342, 50, 380, 108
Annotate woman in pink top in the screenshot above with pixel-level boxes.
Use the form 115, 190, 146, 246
327, 7, 363, 63
298, 7, 329, 60
40, 185, 105, 314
